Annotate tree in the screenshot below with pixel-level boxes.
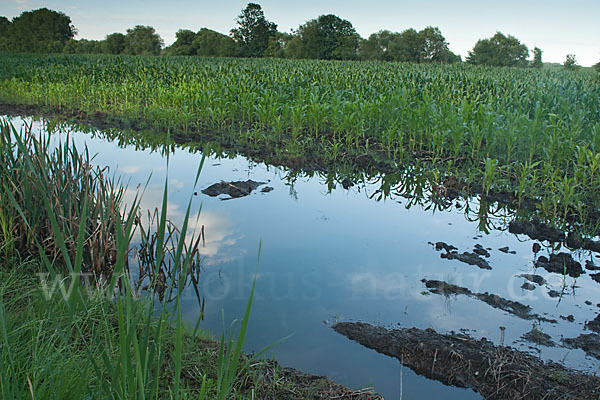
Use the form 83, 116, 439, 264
168, 29, 197, 56
102, 33, 126, 54
359, 27, 459, 63
392, 28, 424, 63
230, 3, 277, 57
0, 16, 11, 51
123, 25, 163, 56
193, 28, 237, 57
359, 32, 388, 61
594, 61, 600, 73
531, 47, 543, 68
289, 14, 360, 60
164, 28, 237, 57
563, 54, 579, 70
264, 32, 292, 58
467, 32, 529, 67
63, 39, 103, 54
7, 8, 75, 53
419, 26, 459, 63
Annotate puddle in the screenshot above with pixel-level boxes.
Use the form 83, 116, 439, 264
6, 115, 600, 399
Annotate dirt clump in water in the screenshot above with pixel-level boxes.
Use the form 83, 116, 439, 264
508, 218, 565, 243
333, 321, 600, 400
521, 326, 555, 347
586, 260, 600, 271
473, 244, 491, 257
585, 314, 600, 333
498, 246, 516, 254
562, 333, 600, 360
432, 242, 492, 270
534, 253, 583, 277
201, 180, 266, 199
566, 232, 600, 253
520, 274, 546, 286
521, 282, 536, 291
422, 279, 556, 323
560, 314, 575, 322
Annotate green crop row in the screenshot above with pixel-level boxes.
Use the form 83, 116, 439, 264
1, 53, 599, 233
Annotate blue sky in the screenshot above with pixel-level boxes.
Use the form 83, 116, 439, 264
2, 0, 599, 66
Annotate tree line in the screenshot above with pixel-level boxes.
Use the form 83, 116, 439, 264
1, 4, 597, 70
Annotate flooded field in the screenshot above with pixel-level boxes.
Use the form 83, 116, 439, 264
8, 115, 600, 399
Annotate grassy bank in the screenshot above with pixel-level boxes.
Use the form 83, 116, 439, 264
1, 53, 599, 234
0, 119, 380, 399
0, 266, 379, 399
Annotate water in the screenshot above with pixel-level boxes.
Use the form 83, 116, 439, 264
8, 115, 600, 399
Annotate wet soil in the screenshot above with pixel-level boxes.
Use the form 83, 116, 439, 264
534, 253, 583, 278
509, 218, 600, 254
566, 233, 600, 253
586, 260, 600, 271
333, 321, 600, 400
422, 279, 557, 323
508, 218, 566, 243
498, 246, 516, 254
433, 242, 492, 270
201, 180, 266, 199
585, 314, 600, 334
562, 333, 600, 360
520, 274, 546, 286
560, 315, 575, 322
520, 326, 555, 347
183, 335, 382, 399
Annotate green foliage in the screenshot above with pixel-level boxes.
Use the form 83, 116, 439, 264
467, 32, 529, 67
230, 3, 277, 57
264, 32, 291, 58
0, 17, 10, 51
1, 54, 599, 231
0, 8, 75, 53
166, 28, 237, 57
123, 25, 164, 56
359, 27, 459, 63
419, 26, 460, 63
531, 47, 543, 68
563, 54, 579, 70
63, 38, 104, 54
287, 14, 360, 60
103, 33, 126, 54
594, 61, 600, 73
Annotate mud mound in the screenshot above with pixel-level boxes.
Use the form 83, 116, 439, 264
422, 279, 556, 323
333, 321, 600, 400
202, 180, 266, 199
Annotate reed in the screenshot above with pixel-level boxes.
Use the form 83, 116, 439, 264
0, 119, 287, 399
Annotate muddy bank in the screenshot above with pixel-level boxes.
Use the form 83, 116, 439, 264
509, 218, 600, 254
422, 279, 557, 323
4, 102, 600, 242
508, 218, 565, 243
333, 321, 600, 400
0, 103, 388, 176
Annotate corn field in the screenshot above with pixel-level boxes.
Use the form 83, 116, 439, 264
1, 53, 599, 233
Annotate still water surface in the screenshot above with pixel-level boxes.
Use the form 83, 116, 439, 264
9, 116, 600, 399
